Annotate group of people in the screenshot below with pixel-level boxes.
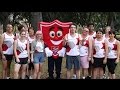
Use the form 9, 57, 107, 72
0, 24, 45, 79
0, 22, 119, 79
65, 23, 120, 79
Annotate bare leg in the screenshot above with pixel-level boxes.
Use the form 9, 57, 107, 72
33, 64, 39, 79
99, 68, 104, 79
76, 69, 80, 79
7, 60, 12, 78
66, 69, 71, 79
2, 60, 7, 79
111, 74, 116, 79
82, 68, 88, 79
37, 63, 43, 79
14, 63, 21, 79
73, 69, 76, 76
21, 64, 27, 79
93, 68, 98, 79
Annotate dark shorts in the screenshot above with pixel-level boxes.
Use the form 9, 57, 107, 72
107, 58, 117, 74
4, 54, 13, 61
15, 57, 28, 64
93, 57, 105, 68
66, 55, 80, 70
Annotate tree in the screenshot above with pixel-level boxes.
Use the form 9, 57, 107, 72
0, 12, 10, 31
1, 12, 120, 32
30, 12, 43, 31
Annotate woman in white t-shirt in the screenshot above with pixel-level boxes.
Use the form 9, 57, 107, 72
13, 30, 30, 79
15, 25, 29, 40
27, 27, 35, 79
79, 27, 92, 79
103, 26, 111, 40
107, 30, 120, 79
102, 26, 111, 79
0, 24, 14, 79
31, 31, 45, 79
92, 29, 108, 79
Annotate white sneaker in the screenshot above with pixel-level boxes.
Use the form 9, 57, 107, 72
82, 77, 85, 79
29, 76, 33, 79
6, 77, 11, 79
71, 75, 77, 79
103, 74, 106, 79
107, 77, 110, 79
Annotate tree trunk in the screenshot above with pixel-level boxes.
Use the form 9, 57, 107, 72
0, 23, 3, 34
31, 12, 43, 31
107, 12, 115, 30
2, 12, 10, 32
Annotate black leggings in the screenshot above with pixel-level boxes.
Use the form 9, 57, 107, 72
107, 58, 117, 74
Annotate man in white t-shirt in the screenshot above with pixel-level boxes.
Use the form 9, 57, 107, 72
63, 23, 80, 79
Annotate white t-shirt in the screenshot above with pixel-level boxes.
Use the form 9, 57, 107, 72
108, 39, 117, 59
79, 35, 90, 56
17, 39, 28, 58
35, 41, 44, 52
66, 33, 80, 56
28, 36, 35, 43
89, 31, 96, 40
2, 32, 14, 55
93, 38, 105, 58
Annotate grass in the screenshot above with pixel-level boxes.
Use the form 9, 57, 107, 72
0, 58, 120, 79
0, 58, 67, 79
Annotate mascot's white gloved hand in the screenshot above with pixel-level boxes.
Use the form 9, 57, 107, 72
57, 47, 66, 57
45, 47, 53, 57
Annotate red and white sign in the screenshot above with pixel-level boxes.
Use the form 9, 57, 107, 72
38, 19, 72, 59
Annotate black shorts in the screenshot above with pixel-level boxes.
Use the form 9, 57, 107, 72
15, 57, 28, 64
4, 54, 13, 61
107, 58, 117, 74
93, 57, 105, 68
28, 62, 34, 70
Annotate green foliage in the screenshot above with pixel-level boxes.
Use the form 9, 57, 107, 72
42, 12, 118, 29
1, 12, 120, 32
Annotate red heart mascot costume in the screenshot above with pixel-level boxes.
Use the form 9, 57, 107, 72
38, 20, 72, 79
